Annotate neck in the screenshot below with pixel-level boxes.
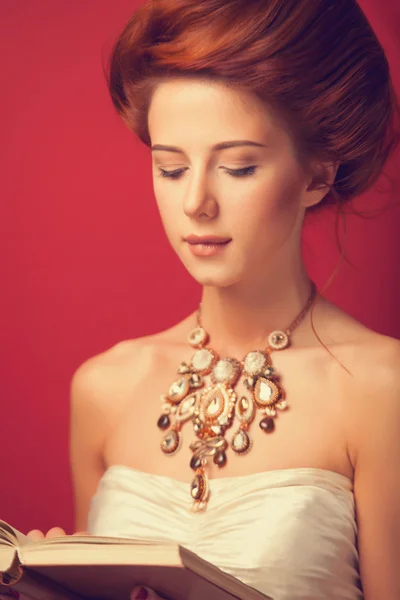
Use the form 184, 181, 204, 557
198, 267, 318, 358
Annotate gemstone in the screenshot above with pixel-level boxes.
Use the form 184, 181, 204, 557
276, 399, 288, 411
176, 394, 197, 423
259, 417, 275, 433
192, 349, 215, 373
254, 377, 280, 408
268, 330, 289, 350
191, 474, 206, 501
214, 451, 227, 467
178, 362, 190, 374
239, 397, 249, 411
193, 415, 205, 436
206, 391, 224, 417
191, 501, 207, 513
157, 414, 170, 430
190, 455, 202, 470
198, 384, 236, 430
189, 373, 203, 389
243, 351, 267, 375
167, 377, 190, 403
161, 430, 180, 454
211, 424, 221, 435
212, 358, 241, 384
188, 326, 208, 347
236, 396, 255, 423
259, 380, 272, 400
244, 377, 255, 389
231, 429, 251, 454
264, 366, 276, 378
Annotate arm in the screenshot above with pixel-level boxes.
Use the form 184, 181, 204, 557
27, 355, 111, 538
69, 356, 111, 532
348, 339, 400, 600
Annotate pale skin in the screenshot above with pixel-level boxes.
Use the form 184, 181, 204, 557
25, 78, 400, 600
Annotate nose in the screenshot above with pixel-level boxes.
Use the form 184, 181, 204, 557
183, 171, 219, 221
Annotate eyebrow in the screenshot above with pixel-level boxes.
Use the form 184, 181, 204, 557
151, 140, 267, 153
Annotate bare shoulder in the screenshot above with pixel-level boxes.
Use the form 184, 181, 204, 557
315, 296, 400, 376
320, 300, 400, 466
70, 316, 192, 419
328, 313, 400, 383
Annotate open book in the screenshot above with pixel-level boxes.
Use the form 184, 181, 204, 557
0, 520, 272, 600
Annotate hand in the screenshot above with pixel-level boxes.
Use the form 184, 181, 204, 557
130, 586, 167, 600
0, 531, 64, 600
0, 529, 90, 600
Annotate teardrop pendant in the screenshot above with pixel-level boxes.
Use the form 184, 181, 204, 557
157, 414, 170, 430
160, 428, 180, 455
231, 428, 251, 455
259, 416, 275, 433
190, 466, 209, 512
213, 450, 227, 468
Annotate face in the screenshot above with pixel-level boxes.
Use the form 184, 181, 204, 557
148, 78, 320, 288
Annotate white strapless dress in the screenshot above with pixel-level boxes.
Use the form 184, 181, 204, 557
88, 465, 363, 600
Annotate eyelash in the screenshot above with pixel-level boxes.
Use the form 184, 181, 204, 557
157, 166, 258, 179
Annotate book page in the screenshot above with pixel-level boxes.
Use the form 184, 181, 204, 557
0, 520, 23, 546
19, 537, 181, 567
0, 526, 272, 600
0, 521, 29, 579
0, 547, 18, 581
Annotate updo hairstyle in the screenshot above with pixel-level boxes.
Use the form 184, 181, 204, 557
107, 0, 400, 213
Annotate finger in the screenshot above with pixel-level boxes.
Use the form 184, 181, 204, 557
130, 586, 165, 599
45, 527, 66, 538
26, 529, 44, 540
72, 530, 90, 536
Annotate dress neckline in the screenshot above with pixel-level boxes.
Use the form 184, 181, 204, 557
103, 463, 354, 490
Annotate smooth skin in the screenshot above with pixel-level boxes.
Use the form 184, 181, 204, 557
27, 79, 400, 600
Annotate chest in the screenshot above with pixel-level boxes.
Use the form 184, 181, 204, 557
103, 345, 351, 481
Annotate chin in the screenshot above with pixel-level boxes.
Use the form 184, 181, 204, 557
183, 261, 243, 288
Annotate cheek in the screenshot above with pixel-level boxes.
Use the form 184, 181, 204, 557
233, 171, 304, 240
154, 191, 182, 249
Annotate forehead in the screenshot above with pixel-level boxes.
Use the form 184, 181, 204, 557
148, 77, 282, 145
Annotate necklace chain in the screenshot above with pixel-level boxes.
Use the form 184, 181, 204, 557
196, 280, 317, 345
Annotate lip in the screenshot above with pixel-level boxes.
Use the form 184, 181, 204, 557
184, 235, 232, 258
184, 234, 232, 244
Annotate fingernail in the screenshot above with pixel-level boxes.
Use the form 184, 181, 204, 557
133, 587, 148, 600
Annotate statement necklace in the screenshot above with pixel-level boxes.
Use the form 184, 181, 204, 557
157, 281, 318, 511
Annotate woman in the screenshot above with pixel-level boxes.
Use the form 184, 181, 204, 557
26, 0, 400, 599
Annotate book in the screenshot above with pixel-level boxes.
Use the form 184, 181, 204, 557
0, 520, 273, 600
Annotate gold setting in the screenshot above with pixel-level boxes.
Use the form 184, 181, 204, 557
167, 375, 191, 404
253, 378, 282, 408
160, 428, 181, 455
191, 348, 218, 375
231, 427, 252, 455
175, 393, 198, 423
268, 330, 289, 351
211, 358, 242, 386
188, 326, 209, 348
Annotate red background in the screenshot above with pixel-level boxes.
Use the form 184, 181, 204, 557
1, 0, 399, 534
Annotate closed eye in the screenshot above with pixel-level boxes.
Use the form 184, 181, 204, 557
157, 166, 258, 179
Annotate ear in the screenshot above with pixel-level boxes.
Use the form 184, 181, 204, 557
302, 161, 340, 209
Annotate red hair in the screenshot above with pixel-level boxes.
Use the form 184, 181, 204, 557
107, 0, 400, 211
